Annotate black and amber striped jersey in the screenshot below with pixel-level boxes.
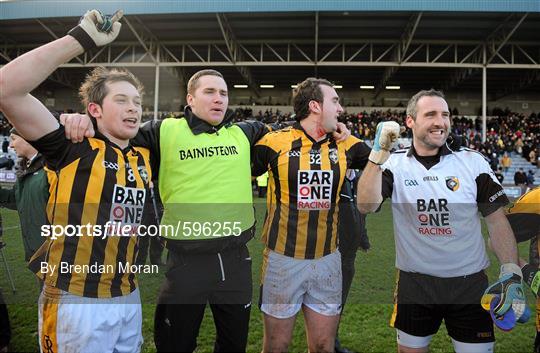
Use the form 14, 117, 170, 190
507, 187, 540, 243
252, 123, 370, 259
28, 127, 152, 298
506, 187, 540, 332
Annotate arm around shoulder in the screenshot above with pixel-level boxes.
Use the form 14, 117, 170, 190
237, 120, 271, 146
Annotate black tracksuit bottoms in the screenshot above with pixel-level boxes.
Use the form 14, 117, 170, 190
154, 244, 252, 352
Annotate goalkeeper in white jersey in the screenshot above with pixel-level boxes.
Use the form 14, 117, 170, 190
357, 89, 526, 352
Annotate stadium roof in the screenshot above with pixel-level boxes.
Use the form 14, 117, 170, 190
1, 1, 539, 101
1, 0, 538, 19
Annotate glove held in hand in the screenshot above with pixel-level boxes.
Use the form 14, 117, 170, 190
67, 10, 122, 52
521, 263, 540, 296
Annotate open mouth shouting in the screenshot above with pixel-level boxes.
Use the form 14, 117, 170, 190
123, 117, 139, 127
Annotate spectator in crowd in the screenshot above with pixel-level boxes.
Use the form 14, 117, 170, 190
515, 168, 528, 185
515, 167, 528, 194
527, 170, 535, 187
495, 167, 504, 184
516, 137, 524, 155
486, 148, 499, 170
501, 152, 512, 173
0, 156, 14, 170
530, 149, 537, 166
0, 113, 13, 136
0, 129, 47, 263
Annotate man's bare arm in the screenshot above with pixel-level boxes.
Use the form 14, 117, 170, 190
0, 10, 122, 140
356, 162, 384, 214
486, 207, 519, 264
0, 37, 83, 140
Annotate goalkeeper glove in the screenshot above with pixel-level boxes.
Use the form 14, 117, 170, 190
521, 263, 540, 297
68, 9, 123, 51
482, 263, 529, 330
368, 121, 400, 165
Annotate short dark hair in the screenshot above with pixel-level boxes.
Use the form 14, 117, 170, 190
187, 69, 224, 95
406, 89, 446, 120
292, 77, 333, 121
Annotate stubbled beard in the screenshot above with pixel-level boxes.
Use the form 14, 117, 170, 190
419, 132, 448, 149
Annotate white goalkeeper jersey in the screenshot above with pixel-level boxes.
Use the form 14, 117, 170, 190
381, 144, 508, 278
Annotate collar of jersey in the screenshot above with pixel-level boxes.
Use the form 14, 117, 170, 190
183, 106, 234, 135
406, 142, 453, 158
292, 121, 332, 145
93, 129, 137, 155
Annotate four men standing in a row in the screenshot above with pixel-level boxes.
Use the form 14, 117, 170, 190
0, 9, 531, 353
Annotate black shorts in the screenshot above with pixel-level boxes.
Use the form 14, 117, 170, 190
391, 270, 494, 343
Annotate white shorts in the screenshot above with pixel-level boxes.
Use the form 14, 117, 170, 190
260, 248, 342, 319
38, 285, 143, 353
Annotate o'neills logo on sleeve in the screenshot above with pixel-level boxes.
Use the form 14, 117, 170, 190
297, 170, 333, 210
109, 185, 146, 235
179, 146, 238, 160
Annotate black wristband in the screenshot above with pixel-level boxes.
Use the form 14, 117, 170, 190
68, 26, 97, 52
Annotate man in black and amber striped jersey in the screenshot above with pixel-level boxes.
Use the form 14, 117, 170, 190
508, 187, 540, 352
252, 77, 371, 352
0, 10, 152, 353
